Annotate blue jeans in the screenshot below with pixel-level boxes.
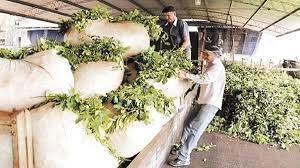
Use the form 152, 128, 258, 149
177, 103, 219, 161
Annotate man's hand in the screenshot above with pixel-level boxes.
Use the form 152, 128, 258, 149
179, 71, 188, 79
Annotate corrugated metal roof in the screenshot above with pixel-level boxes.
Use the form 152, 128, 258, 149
0, 0, 299, 36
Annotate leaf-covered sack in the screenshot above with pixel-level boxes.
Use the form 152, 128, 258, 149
0, 49, 73, 112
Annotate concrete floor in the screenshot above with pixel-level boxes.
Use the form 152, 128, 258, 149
162, 133, 300, 168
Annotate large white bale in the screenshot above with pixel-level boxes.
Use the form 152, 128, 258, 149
0, 50, 74, 112
30, 103, 119, 168
74, 61, 124, 97
147, 77, 192, 98
108, 106, 173, 158
0, 134, 12, 168
64, 20, 150, 57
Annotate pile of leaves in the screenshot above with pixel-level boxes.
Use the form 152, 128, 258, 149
135, 47, 193, 83
61, 6, 111, 31
62, 6, 162, 41
105, 81, 175, 133
0, 47, 35, 59
0, 37, 127, 70
207, 62, 300, 149
56, 36, 127, 70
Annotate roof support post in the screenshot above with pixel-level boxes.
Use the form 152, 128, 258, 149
225, 0, 233, 24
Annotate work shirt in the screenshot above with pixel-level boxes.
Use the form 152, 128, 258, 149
161, 18, 191, 60
185, 58, 226, 109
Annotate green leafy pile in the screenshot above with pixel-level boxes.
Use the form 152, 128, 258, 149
106, 81, 175, 133
0, 47, 33, 59
57, 36, 127, 70
62, 7, 162, 41
114, 9, 162, 41
136, 47, 193, 83
61, 6, 111, 31
207, 62, 300, 149
0, 37, 126, 70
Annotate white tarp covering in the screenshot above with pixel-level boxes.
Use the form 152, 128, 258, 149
0, 49, 74, 112
0, 134, 12, 168
108, 106, 173, 158
64, 20, 150, 57
147, 77, 192, 98
74, 61, 124, 97
30, 103, 119, 168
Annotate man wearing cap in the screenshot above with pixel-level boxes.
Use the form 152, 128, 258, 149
161, 6, 191, 60
168, 46, 226, 167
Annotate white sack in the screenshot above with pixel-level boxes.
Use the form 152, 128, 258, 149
30, 103, 118, 168
0, 134, 12, 168
147, 77, 192, 98
0, 49, 74, 112
64, 20, 150, 57
74, 61, 124, 97
108, 106, 172, 158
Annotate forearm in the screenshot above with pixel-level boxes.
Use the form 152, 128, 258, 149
180, 38, 190, 50
185, 73, 215, 84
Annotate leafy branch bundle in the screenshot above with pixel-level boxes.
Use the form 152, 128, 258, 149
207, 62, 300, 149
105, 81, 175, 133
135, 47, 193, 83
0, 37, 126, 70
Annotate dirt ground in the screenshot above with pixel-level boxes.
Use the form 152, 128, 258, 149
163, 132, 300, 168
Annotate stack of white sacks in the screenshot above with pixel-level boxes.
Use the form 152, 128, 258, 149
0, 20, 191, 168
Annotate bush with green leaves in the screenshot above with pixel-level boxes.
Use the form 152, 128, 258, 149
207, 62, 300, 149
135, 47, 193, 83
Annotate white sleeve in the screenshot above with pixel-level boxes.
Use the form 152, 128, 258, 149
185, 64, 220, 84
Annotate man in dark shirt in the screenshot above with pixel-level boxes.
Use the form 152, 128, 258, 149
161, 6, 191, 60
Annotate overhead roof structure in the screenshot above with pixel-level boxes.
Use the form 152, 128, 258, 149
0, 0, 299, 36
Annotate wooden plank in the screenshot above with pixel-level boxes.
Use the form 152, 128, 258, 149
11, 114, 19, 168
0, 125, 11, 134
15, 111, 27, 168
0, 111, 12, 125
25, 110, 33, 168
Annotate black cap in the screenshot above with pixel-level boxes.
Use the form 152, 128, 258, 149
205, 45, 223, 57
162, 6, 176, 13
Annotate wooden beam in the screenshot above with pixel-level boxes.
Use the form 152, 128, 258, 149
5, 0, 72, 17
57, 0, 90, 10
127, 0, 155, 15
242, 0, 268, 27
225, 0, 233, 24
202, 0, 210, 21
25, 110, 33, 168
276, 28, 300, 37
97, 0, 123, 12
0, 8, 60, 24
155, 0, 166, 8
260, 8, 300, 32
